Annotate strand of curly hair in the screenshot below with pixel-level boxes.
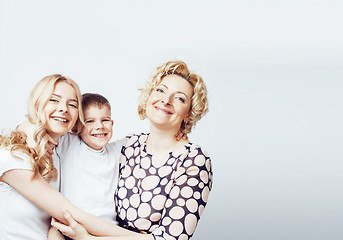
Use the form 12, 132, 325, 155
0, 127, 57, 182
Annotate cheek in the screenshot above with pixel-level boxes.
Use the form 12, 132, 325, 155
146, 97, 155, 113
146, 96, 154, 106
178, 105, 191, 118
80, 127, 90, 138
43, 103, 53, 115
70, 109, 79, 122
105, 123, 113, 130
147, 92, 160, 104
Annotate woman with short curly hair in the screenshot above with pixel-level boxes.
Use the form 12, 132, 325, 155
138, 60, 209, 135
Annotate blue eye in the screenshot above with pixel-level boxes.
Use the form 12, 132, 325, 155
156, 88, 164, 93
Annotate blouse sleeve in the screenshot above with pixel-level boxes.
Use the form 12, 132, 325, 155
151, 147, 213, 240
0, 148, 32, 177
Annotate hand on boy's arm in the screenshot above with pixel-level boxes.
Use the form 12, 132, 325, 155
51, 212, 91, 240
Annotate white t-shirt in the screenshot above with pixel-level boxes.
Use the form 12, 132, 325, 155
0, 148, 60, 240
56, 133, 123, 223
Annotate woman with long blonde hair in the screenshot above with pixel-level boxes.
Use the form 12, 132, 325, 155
0, 74, 82, 239
0, 74, 157, 240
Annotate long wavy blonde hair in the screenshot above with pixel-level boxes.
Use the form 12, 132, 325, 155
0, 74, 83, 181
138, 60, 209, 134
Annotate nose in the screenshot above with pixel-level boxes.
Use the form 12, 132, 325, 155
161, 95, 172, 106
58, 101, 68, 112
95, 121, 104, 129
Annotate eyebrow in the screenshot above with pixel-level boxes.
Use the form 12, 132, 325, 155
52, 94, 78, 103
159, 84, 190, 99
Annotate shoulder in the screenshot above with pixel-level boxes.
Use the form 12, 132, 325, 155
56, 132, 81, 155
122, 133, 148, 148
58, 132, 80, 145
106, 138, 125, 152
0, 147, 31, 162
183, 143, 213, 185
0, 148, 32, 176
187, 142, 211, 161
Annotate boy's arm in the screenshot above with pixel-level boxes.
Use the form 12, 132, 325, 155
0, 169, 144, 237
48, 226, 65, 240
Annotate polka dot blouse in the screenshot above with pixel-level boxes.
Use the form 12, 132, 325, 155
115, 133, 213, 240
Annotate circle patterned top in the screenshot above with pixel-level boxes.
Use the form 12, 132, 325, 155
115, 133, 213, 240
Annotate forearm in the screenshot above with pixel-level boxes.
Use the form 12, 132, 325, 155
48, 227, 65, 240
85, 234, 154, 240
2, 169, 148, 237
72, 211, 139, 237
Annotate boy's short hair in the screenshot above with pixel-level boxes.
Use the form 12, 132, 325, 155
82, 93, 111, 112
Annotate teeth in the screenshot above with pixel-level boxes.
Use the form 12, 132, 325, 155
93, 134, 107, 137
52, 117, 68, 122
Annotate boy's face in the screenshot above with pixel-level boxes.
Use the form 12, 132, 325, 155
81, 105, 113, 150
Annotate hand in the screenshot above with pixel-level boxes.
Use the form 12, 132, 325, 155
51, 211, 90, 240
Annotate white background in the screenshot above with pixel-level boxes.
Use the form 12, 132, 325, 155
0, 1, 342, 239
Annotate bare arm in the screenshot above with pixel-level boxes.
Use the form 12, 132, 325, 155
48, 227, 65, 240
52, 211, 153, 240
0, 169, 145, 237
51, 149, 213, 240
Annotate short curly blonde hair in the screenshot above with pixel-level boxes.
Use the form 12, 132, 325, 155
138, 60, 208, 134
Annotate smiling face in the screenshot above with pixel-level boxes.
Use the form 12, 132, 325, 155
80, 105, 113, 150
43, 81, 79, 141
146, 74, 194, 132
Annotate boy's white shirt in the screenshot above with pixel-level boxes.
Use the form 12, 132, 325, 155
56, 132, 123, 224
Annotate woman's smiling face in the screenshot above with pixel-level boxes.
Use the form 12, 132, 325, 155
43, 81, 79, 141
146, 74, 193, 132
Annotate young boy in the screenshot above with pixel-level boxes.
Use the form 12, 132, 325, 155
55, 93, 123, 224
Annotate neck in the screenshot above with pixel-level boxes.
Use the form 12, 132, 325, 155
147, 125, 186, 154
46, 131, 61, 145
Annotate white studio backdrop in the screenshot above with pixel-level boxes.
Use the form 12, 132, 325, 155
0, 1, 342, 239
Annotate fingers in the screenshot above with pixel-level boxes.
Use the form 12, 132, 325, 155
50, 211, 74, 236
63, 210, 78, 227
51, 218, 71, 236
53, 210, 90, 239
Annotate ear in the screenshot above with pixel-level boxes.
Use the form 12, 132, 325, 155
111, 120, 114, 126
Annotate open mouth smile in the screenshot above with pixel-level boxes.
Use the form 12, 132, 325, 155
91, 133, 108, 138
51, 116, 69, 123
